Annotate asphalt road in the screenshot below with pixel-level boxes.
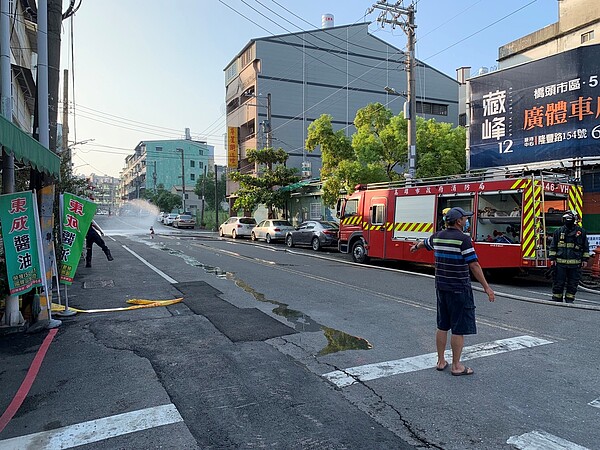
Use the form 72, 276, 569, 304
90, 214, 600, 449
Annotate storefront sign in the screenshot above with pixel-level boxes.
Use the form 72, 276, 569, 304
0, 191, 42, 294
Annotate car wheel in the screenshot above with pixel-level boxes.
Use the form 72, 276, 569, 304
219, 228, 224, 237
232, 230, 237, 239
286, 235, 294, 248
265, 234, 272, 244
311, 237, 321, 251
351, 240, 369, 263
251, 232, 257, 241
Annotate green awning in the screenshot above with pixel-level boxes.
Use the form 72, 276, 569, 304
278, 180, 312, 193
0, 114, 60, 178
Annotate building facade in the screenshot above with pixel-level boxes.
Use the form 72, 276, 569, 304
120, 138, 214, 201
5, 0, 37, 132
224, 20, 460, 204
88, 173, 119, 214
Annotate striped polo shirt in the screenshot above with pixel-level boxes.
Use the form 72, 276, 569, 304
423, 228, 478, 291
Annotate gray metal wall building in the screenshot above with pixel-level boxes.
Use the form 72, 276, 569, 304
225, 22, 459, 182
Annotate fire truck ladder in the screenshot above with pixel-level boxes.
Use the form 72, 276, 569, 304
533, 175, 547, 267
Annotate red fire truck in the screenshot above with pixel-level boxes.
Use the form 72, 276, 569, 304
336, 172, 583, 273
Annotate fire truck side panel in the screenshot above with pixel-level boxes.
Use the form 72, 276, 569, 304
393, 195, 436, 240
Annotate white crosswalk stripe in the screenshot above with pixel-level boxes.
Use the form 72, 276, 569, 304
322, 335, 553, 388
0, 404, 183, 450
507, 430, 589, 449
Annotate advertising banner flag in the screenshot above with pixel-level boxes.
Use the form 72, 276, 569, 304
59, 193, 97, 284
0, 191, 43, 295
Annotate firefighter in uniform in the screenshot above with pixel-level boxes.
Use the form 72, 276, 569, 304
548, 211, 590, 303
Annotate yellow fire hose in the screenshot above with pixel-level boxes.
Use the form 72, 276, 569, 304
51, 298, 183, 313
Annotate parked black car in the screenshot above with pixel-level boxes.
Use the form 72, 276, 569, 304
285, 221, 339, 251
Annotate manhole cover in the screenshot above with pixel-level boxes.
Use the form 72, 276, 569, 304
83, 280, 115, 289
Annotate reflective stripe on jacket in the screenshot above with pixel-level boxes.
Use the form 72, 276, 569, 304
548, 224, 590, 265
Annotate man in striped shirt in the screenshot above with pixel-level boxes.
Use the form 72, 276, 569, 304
410, 207, 495, 376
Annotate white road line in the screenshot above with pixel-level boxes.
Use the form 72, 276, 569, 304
322, 335, 552, 388
588, 397, 600, 408
507, 430, 589, 449
122, 244, 178, 283
0, 403, 183, 450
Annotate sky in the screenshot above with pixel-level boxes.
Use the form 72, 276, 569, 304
59, 0, 561, 178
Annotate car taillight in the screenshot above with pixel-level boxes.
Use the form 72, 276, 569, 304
273, 228, 280, 232
237, 224, 242, 227
323, 230, 337, 236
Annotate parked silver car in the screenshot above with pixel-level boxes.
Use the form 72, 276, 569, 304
285, 221, 339, 251
219, 217, 257, 239
251, 219, 295, 243
173, 214, 195, 229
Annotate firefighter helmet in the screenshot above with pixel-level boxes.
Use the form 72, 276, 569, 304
562, 211, 576, 224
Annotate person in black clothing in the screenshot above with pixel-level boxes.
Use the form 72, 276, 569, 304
548, 211, 590, 303
86, 220, 113, 268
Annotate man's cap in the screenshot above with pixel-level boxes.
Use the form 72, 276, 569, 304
446, 207, 473, 221
562, 211, 576, 221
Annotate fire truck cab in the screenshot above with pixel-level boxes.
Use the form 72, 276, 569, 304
337, 172, 583, 273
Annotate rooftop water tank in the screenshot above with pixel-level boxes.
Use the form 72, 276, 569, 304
322, 14, 334, 29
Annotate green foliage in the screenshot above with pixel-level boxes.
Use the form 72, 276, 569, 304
306, 103, 467, 206
194, 171, 226, 211
229, 147, 299, 215
415, 118, 466, 178
145, 184, 182, 212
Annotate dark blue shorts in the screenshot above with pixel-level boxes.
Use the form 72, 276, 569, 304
436, 288, 477, 335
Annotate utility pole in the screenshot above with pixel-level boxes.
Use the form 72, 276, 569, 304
200, 165, 207, 227
266, 93, 272, 149
62, 69, 69, 158
214, 164, 219, 230
153, 161, 157, 192
178, 148, 186, 212
371, 1, 417, 182
1, 0, 14, 194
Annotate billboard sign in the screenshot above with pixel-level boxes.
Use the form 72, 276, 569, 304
469, 44, 600, 169
227, 126, 238, 168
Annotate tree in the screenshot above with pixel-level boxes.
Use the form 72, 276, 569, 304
305, 115, 354, 207
144, 184, 182, 212
194, 170, 226, 211
415, 118, 466, 178
229, 147, 299, 217
306, 104, 467, 206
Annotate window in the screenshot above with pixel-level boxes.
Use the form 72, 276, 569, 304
416, 101, 448, 116
310, 203, 321, 220
190, 173, 195, 181
156, 146, 163, 152
581, 30, 595, 44
344, 199, 359, 218
199, 161, 204, 169
198, 149, 204, 156
371, 204, 385, 225
190, 160, 195, 168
